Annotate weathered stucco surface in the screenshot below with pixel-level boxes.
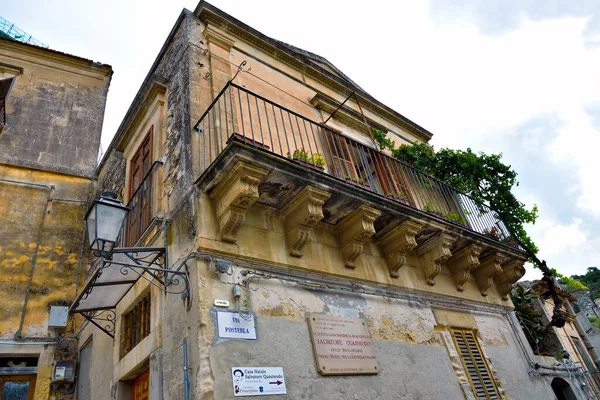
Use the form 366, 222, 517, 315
0, 165, 91, 338
210, 317, 463, 400
0, 38, 112, 177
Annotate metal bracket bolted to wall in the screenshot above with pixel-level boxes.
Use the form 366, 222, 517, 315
69, 247, 191, 338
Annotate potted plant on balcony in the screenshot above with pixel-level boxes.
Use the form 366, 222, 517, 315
483, 227, 502, 240
386, 189, 411, 206
288, 149, 326, 172
445, 211, 467, 226
502, 236, 519, 247
344, 175, 370, 189
423, 201, 445, 219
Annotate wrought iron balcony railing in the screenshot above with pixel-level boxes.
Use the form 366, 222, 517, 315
196, 82, 519, 248
122, 160, 162, 247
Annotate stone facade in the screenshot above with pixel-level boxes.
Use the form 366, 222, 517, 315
0, 37, 112, 399
76, 2, 594, 400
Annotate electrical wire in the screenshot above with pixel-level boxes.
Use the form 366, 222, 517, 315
206, 50, 354, 120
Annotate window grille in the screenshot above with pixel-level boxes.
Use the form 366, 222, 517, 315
121, 294, 151, 357
451, 328, 500, 400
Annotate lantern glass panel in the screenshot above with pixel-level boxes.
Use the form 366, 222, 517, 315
96, 202, 128, 243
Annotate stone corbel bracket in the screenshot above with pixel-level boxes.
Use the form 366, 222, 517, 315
447, 244, 483, 291
209, 161, 269, 243
495, 259, 526, 300
417, 233, 456, 286
336, 205, 382, 268
378, 220, 423, 278
282, 186, 331, 257
473, 252, 503, 296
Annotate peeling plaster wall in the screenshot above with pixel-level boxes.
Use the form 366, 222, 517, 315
0, 165, 91, 338
192, 268, 586, 400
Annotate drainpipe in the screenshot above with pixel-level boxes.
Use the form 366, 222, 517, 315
565, 300, 600, 368
183, 338, 190, 400
11, 181, 54, 339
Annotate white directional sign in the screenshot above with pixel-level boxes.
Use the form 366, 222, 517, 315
217, 311, 257, 340
231, 367, 287, 397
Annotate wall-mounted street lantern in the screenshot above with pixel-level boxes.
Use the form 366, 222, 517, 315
70, 192, 190, 338
85, 192, 129, 258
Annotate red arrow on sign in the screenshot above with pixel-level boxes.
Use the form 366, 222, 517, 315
269, 380, 283, 386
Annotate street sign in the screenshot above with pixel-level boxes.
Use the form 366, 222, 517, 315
231, 367, 287, 397
217, 311, 257, 340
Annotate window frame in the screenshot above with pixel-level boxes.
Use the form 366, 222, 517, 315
125, 126, 153, 246
120, 293, 151, 358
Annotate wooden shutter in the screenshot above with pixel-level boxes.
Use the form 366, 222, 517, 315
451, 329, 500, 400
126, 127, 153, 246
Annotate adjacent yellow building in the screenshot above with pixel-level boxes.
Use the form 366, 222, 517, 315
0, 29, 112, 399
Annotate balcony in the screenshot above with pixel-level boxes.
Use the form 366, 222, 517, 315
195, 82, 527, 298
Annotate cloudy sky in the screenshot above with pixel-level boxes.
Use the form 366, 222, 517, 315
3, 0, 599, 280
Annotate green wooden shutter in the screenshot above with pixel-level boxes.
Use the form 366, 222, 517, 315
452, 329, 501, 400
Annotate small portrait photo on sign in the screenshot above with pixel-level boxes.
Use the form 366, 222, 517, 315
233, 369, 245, 383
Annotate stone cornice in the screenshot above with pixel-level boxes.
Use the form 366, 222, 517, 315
0, 38, 112, 80
0, 61, 23, 76
203, 25, 235, 51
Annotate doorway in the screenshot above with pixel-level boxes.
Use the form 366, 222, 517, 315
132, 370, 149, 400
551, 377, 577, 400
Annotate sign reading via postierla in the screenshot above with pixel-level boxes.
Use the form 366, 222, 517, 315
231, 367, 287, 397
217, 311, 257, 340
307, 313, 378, 375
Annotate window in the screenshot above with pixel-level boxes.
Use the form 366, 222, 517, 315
451, 328, 501, 400
0, 77, 15, 134
125, 127, 153, 246
121, 294, 151, 357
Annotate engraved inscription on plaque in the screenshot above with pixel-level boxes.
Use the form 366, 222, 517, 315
307, 313, 378, 375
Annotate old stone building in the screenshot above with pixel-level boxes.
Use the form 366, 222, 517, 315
0, 27, 112, 399
72, 2, 597, 399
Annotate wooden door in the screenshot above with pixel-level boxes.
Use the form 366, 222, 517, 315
132, 370, 149, 400
0, 375, 36, 400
